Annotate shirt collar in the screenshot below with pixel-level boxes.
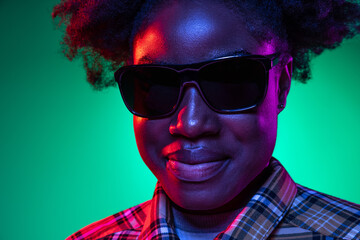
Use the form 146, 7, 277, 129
139, 158, 297, 240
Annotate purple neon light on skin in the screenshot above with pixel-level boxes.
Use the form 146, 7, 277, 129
132, 0, 291, 214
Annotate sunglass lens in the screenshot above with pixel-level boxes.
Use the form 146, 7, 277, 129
200, 58, 267, 111
120, 67, 180, 117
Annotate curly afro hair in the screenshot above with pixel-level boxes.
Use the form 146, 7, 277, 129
52, 0, 360, 90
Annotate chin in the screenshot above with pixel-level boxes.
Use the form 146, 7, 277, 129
163, 182, 236, 211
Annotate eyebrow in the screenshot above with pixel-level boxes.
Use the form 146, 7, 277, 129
136, 49, 253, 65
210, 49, 252, 59
137, 56, 162, 65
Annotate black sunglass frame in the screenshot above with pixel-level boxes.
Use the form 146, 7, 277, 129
114, 53, 281, 119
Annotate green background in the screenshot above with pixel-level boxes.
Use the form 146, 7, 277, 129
1, 0, 360, 239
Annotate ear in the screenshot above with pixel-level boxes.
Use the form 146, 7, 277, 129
277, 57, 292, 114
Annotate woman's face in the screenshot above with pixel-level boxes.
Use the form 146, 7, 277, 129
132, 0, 290, 210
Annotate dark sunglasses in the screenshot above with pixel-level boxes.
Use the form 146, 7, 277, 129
114, 53, 280, 119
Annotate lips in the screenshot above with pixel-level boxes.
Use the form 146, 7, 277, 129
163, 143, 229, 182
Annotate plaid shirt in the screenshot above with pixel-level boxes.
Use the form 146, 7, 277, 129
67, 159, 360, 240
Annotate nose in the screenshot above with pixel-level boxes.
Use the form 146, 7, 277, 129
169, 85, 221, 138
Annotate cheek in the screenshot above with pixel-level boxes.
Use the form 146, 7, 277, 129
222, 113, 276, 146
252, 72, 280, 139
254, 78, 279, 149
133, 116, 170, 172
133, 116, 152, 147
133, 116, 159, 157
222, 77, 279, 155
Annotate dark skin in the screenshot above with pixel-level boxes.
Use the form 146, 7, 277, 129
131, 0, 292, 235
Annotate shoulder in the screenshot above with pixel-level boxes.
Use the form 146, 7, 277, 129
284, 184, 360, 239
66, 200, 151, 240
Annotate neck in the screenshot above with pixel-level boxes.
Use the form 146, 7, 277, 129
170, 165, 271, 233
171, 203, 242, 233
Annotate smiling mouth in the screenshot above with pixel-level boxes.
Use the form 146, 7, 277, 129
166, 159, 228, 182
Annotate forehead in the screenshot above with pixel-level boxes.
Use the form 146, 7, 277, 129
133, 0, 276, 65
